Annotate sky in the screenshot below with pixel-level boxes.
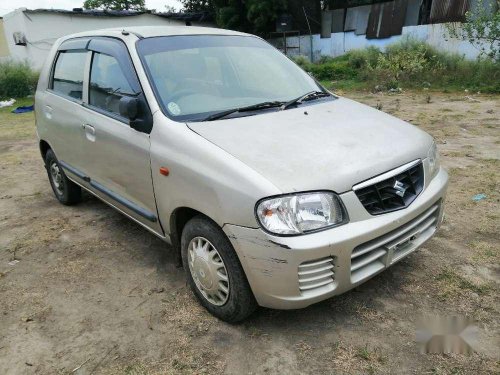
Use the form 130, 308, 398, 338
0, 0, 183, 17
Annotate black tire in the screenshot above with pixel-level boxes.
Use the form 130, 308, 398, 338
181, 216, 257, 323
45, 149, 82, 205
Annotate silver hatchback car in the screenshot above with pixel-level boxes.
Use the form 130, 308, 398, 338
36, 26, 448, 322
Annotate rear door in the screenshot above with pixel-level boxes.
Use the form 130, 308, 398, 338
79, 37, 163, 235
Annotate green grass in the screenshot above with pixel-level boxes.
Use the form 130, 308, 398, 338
356, 346, 372, 360
470, 240, 500, 263
437, 268, 492, 295
0, 97, 36, 142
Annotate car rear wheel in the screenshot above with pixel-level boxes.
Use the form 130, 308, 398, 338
181, 216, 257, 323
45, 149, 82, 205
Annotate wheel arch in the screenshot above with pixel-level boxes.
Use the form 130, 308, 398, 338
39, 139, 52, 163
170, 206, 220, 267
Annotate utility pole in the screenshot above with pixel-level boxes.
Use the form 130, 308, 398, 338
302, 6, 314, 62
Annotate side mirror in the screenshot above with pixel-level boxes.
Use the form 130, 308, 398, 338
119, 96, 139, 120
119, 96, 153, 134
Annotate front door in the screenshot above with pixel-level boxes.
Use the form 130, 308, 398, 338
79, 37, 163, 235
40, 47, 90, 176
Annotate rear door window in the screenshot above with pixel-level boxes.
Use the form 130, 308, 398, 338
52, 51, 87, 100
89, 52, 135, 116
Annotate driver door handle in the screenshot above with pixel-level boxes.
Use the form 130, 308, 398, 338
44, 105, 53, 119
83, 124, 96, 141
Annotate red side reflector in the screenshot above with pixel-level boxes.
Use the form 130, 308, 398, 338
159, 167, 170, 176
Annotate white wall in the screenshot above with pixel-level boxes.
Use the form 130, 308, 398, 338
274, 23, 489, 61
2, 9, 186, 69
0, 18, 9, 58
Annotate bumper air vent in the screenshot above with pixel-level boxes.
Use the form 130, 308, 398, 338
298, 256, 336, 293
351, 202, 440, 284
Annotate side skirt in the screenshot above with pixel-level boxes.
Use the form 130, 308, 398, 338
59, 161, 170, 244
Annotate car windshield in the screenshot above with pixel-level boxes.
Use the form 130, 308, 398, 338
137, 35, 329, 122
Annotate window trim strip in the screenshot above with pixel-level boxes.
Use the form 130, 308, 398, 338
49, 49, 89, 101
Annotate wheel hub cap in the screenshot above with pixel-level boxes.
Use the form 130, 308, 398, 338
50, 162, 63, 196
194, 258, 212, 289
188, 237, 229, 306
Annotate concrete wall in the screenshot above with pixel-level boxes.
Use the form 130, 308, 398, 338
1, 9, 187, 69
273, 23, 489, 61
0, 18, 9, 58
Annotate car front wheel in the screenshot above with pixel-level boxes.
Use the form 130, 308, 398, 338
181, 216, 257, 323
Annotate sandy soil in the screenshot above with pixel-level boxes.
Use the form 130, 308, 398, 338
0, 92, 498, 374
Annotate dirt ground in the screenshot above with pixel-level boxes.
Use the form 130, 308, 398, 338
0, 91, 498, 375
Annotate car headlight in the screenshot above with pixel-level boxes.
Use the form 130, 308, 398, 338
428, 141, 440, 179
255, 191, 348, 236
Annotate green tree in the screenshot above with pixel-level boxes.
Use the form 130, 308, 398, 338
83, 0, 146, 11
180, 0, 289, 34
246, 0, 287, 34
447, 1, 500, 61
180, 0, 216, 13
215, 0, 248, 31
180, 0, 248, 31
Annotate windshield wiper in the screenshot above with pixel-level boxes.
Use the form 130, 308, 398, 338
281, 91, 331, 110
203, 101, 284, 121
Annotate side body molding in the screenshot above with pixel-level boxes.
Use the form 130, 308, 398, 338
59, 160, 158, 223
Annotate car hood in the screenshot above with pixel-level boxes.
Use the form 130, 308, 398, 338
187, 97, 433, 193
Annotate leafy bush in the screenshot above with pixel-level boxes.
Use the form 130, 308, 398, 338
433, 57, 500, 93
292, 55, 310, 68
307, 61, 358, 81
293, 55, 358, 80
347, 46, 381, 69
306, 37, 500, 93
384, 37, 436, 58
317, 55, 341, 64
375, 43, 430, 85
0, 61, 39, 99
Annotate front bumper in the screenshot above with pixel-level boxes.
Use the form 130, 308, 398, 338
224, 167, 448, 309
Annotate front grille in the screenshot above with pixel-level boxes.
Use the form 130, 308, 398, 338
298, 257, 335, 293
355, 162, 424, 215
350, 202, 440, 284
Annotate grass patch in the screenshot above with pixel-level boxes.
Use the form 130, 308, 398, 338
320, 79, 367, 92
470, 241, 499, 263
330, 342, 387, 374
356, 345, 387, 364
0, 97, 36, 142
124, 364, 149, 375
356, 345, 373, 361
295, 37, 500, 93
437, 268, 492, 296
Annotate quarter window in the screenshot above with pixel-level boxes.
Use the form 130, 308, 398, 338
52, 51, 87, 100
89, 52, 135, 115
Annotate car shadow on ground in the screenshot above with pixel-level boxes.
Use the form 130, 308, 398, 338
80, 190, 416, 329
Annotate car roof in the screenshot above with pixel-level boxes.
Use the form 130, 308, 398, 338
63, 26, 252, 39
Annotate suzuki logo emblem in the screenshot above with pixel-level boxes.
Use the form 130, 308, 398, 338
393, 180, 408, 197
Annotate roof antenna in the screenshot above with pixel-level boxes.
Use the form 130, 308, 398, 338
122, 29, 130, 35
